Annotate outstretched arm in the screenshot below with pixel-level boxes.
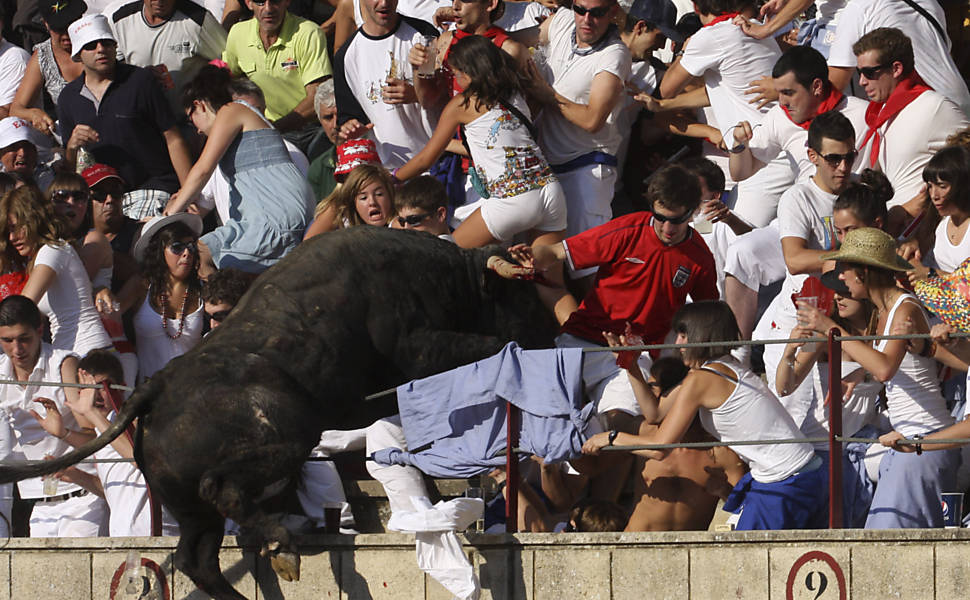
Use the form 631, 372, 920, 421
394, 96, 466, 181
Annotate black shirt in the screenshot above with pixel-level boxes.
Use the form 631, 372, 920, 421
57, 63, 180, 193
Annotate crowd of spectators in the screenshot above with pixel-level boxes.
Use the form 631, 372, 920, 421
0, 0, 967, 538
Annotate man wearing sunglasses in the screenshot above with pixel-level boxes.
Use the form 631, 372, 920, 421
58, 14, 193, 221
223, 0, 331, 154
514, 164, 717, 434
511, 0, 630, 277
106, 0, 226, 113
392, 175, 452, 240
758, 111, 858, 414
851, 28, 967, 209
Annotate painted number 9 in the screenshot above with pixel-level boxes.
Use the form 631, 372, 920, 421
805, 571, 828, 600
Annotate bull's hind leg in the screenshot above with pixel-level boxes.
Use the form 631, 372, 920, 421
198, 443, 310, 582
172, 512, 247, 600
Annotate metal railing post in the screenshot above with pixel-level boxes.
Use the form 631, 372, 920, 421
505, 401, 519, 533
827, 328, 843, 529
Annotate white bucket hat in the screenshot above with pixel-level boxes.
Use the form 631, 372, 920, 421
133, 213, 204, 264
68, 14, 115, 60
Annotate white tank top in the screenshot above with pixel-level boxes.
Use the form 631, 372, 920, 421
353, 0, 364, 27
462, 94, 557, 198
805, 359, 882, 449
932, 216, 970, 272
697, 358, 816, 483
875, 293, 953, 436
133, 289, 204, 382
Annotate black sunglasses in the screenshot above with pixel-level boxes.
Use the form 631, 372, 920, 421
573, 3, 611, 18
91, 185, 124, 202
397, 213, 430, 227
250, 0, 284, 5
207, 309, 231, 324
652, 209, 692, 225
167, 240, 198, 256
819, 150, 857, 167
856, 64, 889, 80
51, 189, 88, 204
81, 38, 116, 52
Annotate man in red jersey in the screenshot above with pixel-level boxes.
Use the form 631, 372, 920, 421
512, 163, 718, 433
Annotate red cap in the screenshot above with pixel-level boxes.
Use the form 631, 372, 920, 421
334, 139, 381, 175
81, 163, 125, 188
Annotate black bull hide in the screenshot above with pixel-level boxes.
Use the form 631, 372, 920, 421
0, 227, 558, 599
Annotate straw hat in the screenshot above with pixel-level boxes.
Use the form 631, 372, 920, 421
914, 258, 970, 333
819, 227, 913, 272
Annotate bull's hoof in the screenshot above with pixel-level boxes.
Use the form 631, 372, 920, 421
270, 551, 301, 582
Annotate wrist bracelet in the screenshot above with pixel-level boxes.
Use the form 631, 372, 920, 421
912, 434, 923, 455
608, 429, 619, 446
55, 429, 71, 440
729, 143, 747, 154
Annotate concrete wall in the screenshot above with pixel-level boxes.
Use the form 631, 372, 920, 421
4, 528, 970, 599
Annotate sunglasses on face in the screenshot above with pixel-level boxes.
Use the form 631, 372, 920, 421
819, 150, 857, 167
856, 64, 889, 80
167, 240, 198, 256
652, 208, 692, 225
573, 3, 611, 18
91, 186, 124, 202
207, 309, 230, 324
81, 38, 116, 52
397, 213, 430, 227
250, 0, 283, 6
51, 189, 88, 204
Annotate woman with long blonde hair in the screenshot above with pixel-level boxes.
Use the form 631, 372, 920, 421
303, 164, 395, 240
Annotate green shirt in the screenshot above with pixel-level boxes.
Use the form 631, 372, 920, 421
307, 145, 337, 201
223, 13, 332, 121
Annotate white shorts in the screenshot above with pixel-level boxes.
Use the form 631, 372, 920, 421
557, 333, 652, 417
723, 222, 785, 292
728, 154, 796, 228
558, 164, 616, 277
480, 180, 568, 242
30, 491, 108, 537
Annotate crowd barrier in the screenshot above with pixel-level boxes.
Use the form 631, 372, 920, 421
3, 330, 969, 535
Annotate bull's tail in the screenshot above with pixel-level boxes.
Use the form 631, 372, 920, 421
0, 377, 161, 485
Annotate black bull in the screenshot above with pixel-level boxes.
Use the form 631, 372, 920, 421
0, 227, 558, 599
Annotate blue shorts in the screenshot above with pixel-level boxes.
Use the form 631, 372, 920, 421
724, 455, 829, 530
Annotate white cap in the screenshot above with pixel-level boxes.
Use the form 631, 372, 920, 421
68, 14, 115, 60
0, 117, 34, 151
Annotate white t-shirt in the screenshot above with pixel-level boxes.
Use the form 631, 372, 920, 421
494, 1, 551, 32
776, 177, 839, 320
334, 17, 439, 169
34, 243, 113, 356
107, 0, 227, 109
679, 19, 781, 147
0, 40, 29, 106
858, 90, 969, 207
748, 95, 869, 181
932, 216, 970, 273
198, 139, 309, 224
0, 346, 95, 499
536, 9, 632, 164
396, 0, 451, 25
827, 0, 970, 116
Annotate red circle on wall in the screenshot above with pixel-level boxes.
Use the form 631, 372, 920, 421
785, 550, 847, 600
109, 557, 170, 599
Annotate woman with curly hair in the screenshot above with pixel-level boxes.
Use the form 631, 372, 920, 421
302, 164, 395, 239
0, 185, 111, 356
128, 214, 204, 382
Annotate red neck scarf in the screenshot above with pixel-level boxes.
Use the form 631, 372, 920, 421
782, 82, 844, 129
861, 71, 932, 167
446, 26, 510, 93
704, 12, 738, 27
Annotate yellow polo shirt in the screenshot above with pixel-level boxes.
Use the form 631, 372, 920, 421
223, 13, 332, 121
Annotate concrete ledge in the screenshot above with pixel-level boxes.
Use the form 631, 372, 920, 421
5, 529, 970, 599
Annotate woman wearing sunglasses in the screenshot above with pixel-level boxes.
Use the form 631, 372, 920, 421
163, 65, 314, 278
0, 185, 112, 357
129, 214, 205, 382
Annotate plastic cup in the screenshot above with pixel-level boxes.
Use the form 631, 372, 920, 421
322, 502, 342, 534
942, 492, 963, 528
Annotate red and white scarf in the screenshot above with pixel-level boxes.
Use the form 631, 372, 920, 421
860, 71, 932, 167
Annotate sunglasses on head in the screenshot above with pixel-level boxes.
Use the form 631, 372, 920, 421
81, 38, 116, 52
652, 208, 692, 225
167, 240, 198, 255
818, 150, 857, 167
856, 64, 889, 80
573, 3, 611, 18
207, 309, 230, 324
51, 189, 88, 204
397, 213, 430, 227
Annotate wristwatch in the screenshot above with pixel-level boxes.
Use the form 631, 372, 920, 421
608, 429, 619, 446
